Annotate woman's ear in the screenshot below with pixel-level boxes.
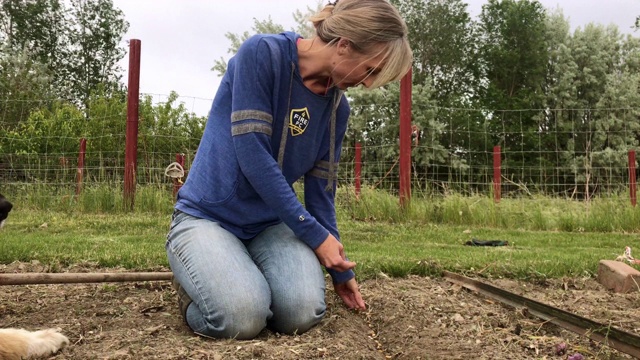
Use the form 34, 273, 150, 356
336, 38, 351, 56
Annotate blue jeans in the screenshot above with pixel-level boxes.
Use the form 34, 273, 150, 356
165, 211, 326, 339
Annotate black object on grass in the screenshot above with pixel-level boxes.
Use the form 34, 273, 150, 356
464, 238, 509, 246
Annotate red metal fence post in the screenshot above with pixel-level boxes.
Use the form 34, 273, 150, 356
75, 138, 86, 196
493, 146, 502, 203
124, 39, 141, 210
629, 150, 637, 207
399, 68, 412, 208
173, 153, 185, 200
355, 142, 362, 198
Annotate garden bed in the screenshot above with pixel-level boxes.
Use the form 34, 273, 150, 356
1, 261, 638, 359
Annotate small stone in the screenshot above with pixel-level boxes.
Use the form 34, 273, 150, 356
452, 313, 464, 323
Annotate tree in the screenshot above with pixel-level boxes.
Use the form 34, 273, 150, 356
544, 7, 576, 110
0, 0, 67, 66
293, 0, 322, 39
391, 0, 483, 188
476, 0, 549, 186
211, 17, 285, 77
477, 0, 548, 110
0, 0, 129, 109
0, 0, 63, 124
66, 0, 129, 108
534, 8, 578, 194
211, 2, 322, 77
563, 24, 636, 198
392, 0, 479, 103
0, 45, 52, 127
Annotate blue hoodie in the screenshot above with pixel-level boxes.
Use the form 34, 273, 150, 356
175, 32, 353, 283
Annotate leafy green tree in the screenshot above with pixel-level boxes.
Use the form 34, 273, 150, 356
293, 0, 322, 39
211, 2, 322, 77
344, 82, 441, 191
3, 100, 88, 184
211, 17, 285, 77
571, 24, 622, 109
344, 86, 401, 190
0, 45, 52, 127
3, 91, 207, 183
535, 8, 578, 193
66, 0, 129, 109
476, 0, 549, 187
0, 0, 67, 64
0, 0, 128, 109
392, 0, 479, 103
565, 24, 638, 197
0, 0, 63, 125
590, 70, 640, 190
391, 0, 484, 190
544, 8, 576, 110
5, 102, 88, 155
138, 92, 205, 156
477, 0, 548, 109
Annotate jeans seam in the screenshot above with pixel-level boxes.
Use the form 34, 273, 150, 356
168, 219, 212, 334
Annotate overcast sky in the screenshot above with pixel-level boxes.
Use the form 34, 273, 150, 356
111, 0, 639, 117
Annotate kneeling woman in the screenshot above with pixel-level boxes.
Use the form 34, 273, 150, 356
166, 0, 412, 339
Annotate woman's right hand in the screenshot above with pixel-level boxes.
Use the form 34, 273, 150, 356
314, 234, 356, 272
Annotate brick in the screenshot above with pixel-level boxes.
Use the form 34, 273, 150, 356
597, 260, 640, 293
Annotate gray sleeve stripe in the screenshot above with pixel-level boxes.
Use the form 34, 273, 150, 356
309, 164, 338, 179
232, 123, 272, 136
308, 168, 331, 179
231, 110, 273, 123
315, 160, 337, 170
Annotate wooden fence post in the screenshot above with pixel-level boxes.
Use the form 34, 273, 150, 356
493, 146, 502, 203
124, 39, 141, 210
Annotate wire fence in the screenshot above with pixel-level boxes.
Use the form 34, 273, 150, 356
1, 94, 639, 205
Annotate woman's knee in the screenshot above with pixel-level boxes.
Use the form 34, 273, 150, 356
269, 297, 326, 335
194, 297, 272, 340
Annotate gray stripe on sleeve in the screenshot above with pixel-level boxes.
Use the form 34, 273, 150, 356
315, 160, 331, 170
231, 110, 273, 124
232, 123, 273, 136
309, 161, 339, 179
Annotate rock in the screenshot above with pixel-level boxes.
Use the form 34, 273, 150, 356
597, 260, 640, 293
452, 313, 464, 323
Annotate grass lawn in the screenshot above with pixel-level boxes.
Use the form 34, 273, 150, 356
1, 206, 636, 281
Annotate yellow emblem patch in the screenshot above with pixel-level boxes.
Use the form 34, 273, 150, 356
289, 108, 310, 136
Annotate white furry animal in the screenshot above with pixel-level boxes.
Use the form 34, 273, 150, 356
0, 196, 69, 359
0, 327, 69, 360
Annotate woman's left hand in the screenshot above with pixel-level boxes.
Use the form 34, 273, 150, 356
334, 278, 366, 310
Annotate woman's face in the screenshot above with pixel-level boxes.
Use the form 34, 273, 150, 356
330, 40, 387, 90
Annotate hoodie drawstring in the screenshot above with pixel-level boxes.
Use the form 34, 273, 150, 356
327, 89, 343, 191
277, 63, 296, 169
278, 62, 342, 192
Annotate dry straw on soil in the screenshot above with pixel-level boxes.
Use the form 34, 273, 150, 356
1, 261, 639, 359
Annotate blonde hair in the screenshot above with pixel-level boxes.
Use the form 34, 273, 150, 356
309, 0, 412, 89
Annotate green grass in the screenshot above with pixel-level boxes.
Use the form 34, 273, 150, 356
1, 184, 639, 280
342, 221, 635, 279
0, 211, 170, 269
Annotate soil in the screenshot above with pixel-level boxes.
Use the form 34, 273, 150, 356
1, 261, 639, 360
